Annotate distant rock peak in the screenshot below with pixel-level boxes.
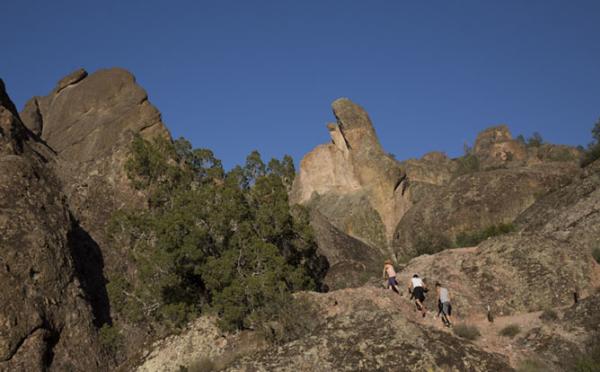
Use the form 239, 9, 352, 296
54, 68, 88, 95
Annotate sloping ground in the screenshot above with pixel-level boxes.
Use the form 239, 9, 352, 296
516, 158, 600, 256
133, 317, 266, 372
226, 288, 513, 372
221, 287, 599, 372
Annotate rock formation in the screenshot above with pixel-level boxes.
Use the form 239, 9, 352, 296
392, 124, 582, 258
393, 163, 579, 258
20, 68, 171, 346
1, 68, 173, 369
291, 98, 409, 256
228, 288, 513, 371
309, 211, 383, 290
0, 80, 105, 371
398, 155, 600, 316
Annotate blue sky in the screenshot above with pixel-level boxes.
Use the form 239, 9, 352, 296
3, 0, 600, 168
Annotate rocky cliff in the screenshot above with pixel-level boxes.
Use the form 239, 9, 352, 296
20, 68, 172, 355
1, 68, 173, 370
291, 98, 410, 257
291, 99, 583, 264
0, 80, 105, 371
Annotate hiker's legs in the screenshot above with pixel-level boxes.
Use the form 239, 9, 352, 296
442, 302, 452, 324
417, 299, 426, 315
388, 278, 401, 296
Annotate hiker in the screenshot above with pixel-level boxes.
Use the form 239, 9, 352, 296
382, 260, 401, 296
435, 282, 452, 326
409, 274, 427, 317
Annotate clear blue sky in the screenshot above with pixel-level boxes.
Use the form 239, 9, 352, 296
3, 0, 600, 169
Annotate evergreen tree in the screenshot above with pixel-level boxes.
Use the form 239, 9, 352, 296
108, 135, 326, 332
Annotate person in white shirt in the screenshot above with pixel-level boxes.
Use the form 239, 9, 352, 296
409, 274, 427, 317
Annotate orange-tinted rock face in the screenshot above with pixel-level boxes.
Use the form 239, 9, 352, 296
291, 98, 408, 254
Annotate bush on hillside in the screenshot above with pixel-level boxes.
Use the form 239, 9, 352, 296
593, 247, 600, 264
453, 323, 481, 341
414, 232, 452, 256
454, 154, 480, 176
527, 132, 544, 147
539, 308, 559, 322
454, 223, 515, 247
253, 296, 321, 345
580, 119, 600, 168
573, 342, 600, 372
517, 358, 549, 372
179, 357, 216, 372
581, 144, 600, 168
499, 324, 521, 338
98, 324, 123, 354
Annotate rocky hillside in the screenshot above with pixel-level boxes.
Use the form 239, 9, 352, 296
1, 68, 172, 370
0, 80, 104, 371
292, 99, 583, 271
1, 69, 597, 372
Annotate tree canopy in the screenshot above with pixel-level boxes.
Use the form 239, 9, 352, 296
108, 135, 327, 332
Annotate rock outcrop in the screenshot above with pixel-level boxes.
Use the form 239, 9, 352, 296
0, 80, 105, 371
228, 288, 513, 371
392, 123, 582, 258
397, 156, 600, 317
291, 98, 409, 256
393, 163, 579, 258
309, 211, 383, 290
20, 68, 171, 342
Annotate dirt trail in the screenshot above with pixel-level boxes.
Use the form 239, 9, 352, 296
385, 285, 588, 368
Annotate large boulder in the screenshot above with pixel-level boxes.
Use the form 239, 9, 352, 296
0, 80, 105, 371
309, 211, 383, 290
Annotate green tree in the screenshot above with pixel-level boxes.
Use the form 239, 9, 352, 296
527, 132, 544, 147
592, 118, 600, 142
108, 136, 325, 333
581, 118, 600, 167
244, 150, 266, 185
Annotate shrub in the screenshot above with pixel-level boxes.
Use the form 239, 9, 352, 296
539, 308, 559, 322
527, 132, 544, 147
592, 247, 600, 264
453, 323, 481, 340
499, 324, 521, 338
580, 119, 600, 168
254, 296, 321, 345
455, 223, 515, 247
581, 144, 600, 168
573, 343, 600, 372
517, 358, 548, 372
98, 324, 123, 354
414, 232, 452, 256
454, 154, 480, 176
180, 357, 216, 372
